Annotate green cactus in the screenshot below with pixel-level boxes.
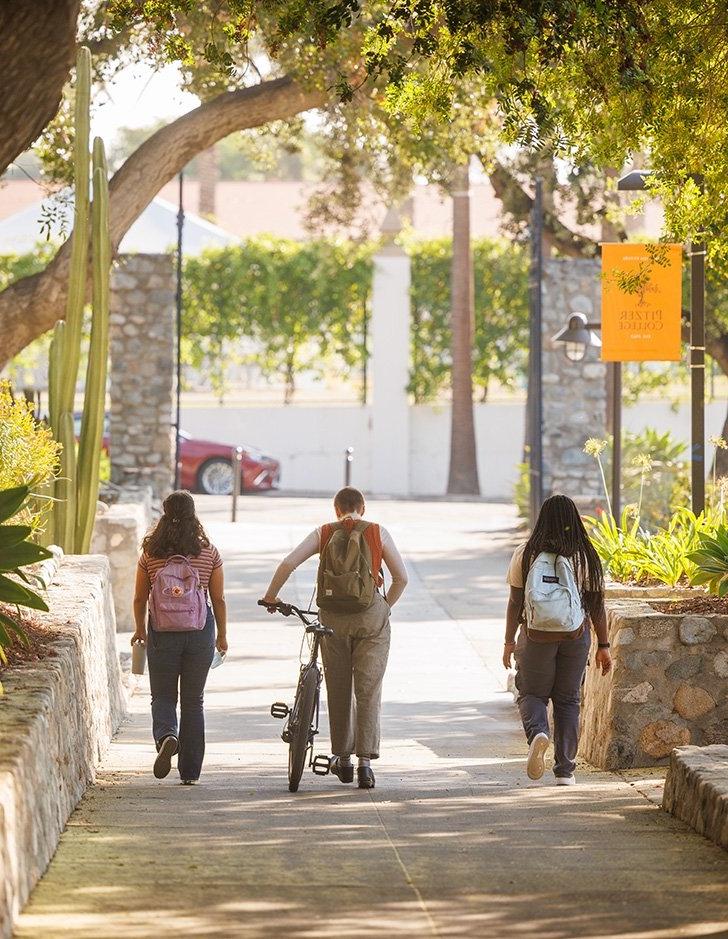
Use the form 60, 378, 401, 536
59, 45, 91, 420
47, 320, 65, 439
47, 48, 112, 555
55, 411, 77, 551
76, 142, 110, 553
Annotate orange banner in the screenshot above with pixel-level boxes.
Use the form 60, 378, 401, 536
601, 243, 683, 362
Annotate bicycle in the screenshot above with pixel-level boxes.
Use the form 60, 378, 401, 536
259, 599, 333, 792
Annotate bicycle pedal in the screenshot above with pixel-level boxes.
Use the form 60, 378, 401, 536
271, 702, 289, 719
312, 754, 331, 776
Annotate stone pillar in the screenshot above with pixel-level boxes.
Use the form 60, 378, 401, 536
109, 254, 176, 500
371, 208, 411, 495
541, 258, 607, 513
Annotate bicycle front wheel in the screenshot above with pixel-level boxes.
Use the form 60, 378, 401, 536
287, 664, 319, 792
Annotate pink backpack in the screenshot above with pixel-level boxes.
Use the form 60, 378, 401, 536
149, 555, 207, 632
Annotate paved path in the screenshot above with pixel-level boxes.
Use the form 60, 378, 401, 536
15, 497, 728, 938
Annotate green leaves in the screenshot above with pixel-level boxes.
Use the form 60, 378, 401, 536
0, 486, 30, 523
183, 238, 373, 403
687, 526, 728, 596
0, 485, 54, 680
409, 237, 529, 403
586, 505, 724, 589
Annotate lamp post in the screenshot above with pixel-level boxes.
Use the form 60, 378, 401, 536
552, 315, 622, 518
174, 171, 184, 490
617, 169, 705, 513
528, 177, 544, 526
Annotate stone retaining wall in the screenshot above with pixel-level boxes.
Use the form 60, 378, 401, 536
580, 598, 728, 769
92, 486, 154, 631
0, 556, 126, 937
663, 745, 728, 850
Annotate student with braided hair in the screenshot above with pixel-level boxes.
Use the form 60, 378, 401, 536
503, 494, 612, 786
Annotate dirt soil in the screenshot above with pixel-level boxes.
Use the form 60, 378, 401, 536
0, 606, 61, 673
651, 596, 728, 615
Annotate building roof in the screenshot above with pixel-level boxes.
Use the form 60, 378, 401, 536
0, 184, 237, 255
0, 176, 662, 248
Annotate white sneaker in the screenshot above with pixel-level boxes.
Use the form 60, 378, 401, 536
555, 775, 576, 786
526, 732, 549, 780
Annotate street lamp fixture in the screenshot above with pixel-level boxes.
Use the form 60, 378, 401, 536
617, 169, 652, 192
552, 313, 602, 363
553, 314, 621, 518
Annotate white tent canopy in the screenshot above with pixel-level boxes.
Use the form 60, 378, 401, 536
0, 194, 238, 256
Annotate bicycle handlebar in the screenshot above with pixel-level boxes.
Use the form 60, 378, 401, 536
257, 600, 333, 635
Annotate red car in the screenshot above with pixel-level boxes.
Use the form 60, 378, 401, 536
75, 416, 281, 495
177, 431, 281, 495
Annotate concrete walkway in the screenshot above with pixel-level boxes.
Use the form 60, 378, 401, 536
15, 497, 728, 938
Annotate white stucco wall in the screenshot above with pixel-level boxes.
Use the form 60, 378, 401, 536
180, 401, 526, 498
181, 397, 728, 500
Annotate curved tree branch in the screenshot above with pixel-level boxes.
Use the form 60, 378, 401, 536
487, 159, 598, 259
0, 76, 326, 367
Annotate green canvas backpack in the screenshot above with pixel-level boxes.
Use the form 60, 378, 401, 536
317, 520, 377, 614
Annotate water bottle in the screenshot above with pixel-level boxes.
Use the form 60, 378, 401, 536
131, 640, 147, 676
211, 649, 226, 670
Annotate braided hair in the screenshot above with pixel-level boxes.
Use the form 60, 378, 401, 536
521, 494, 604, 619
142, 490, 210, 559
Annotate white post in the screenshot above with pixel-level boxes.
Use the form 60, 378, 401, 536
371, 207, 411, 495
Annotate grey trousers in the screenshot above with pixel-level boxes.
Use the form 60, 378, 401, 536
320, 592, 391, 760
514, 628, 591, 778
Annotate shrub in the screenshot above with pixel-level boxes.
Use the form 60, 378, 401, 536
0, 485, 53, 691
585, 506, 722, 587
604, 428, 689, 532
0, 381, 60, 532
687, 525, 728, 595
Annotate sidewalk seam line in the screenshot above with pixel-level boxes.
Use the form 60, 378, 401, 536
368, 794, 441, 937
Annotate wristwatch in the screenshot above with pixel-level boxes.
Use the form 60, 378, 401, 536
598, 642, 610, 649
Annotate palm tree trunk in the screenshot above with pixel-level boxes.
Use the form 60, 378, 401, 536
447, 161, 480, 495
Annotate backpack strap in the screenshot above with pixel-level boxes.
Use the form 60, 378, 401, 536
361, 522, 384, 588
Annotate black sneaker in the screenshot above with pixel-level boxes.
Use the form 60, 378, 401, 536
329, 757, 354, 784
357, 766, 375, 789
153, 735, 178, 779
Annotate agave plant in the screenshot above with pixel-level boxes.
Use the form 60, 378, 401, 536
584, 506, 642, 583
687, 525, 728, 596
0, 485, 54, 682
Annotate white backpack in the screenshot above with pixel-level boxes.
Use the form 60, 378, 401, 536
524, 552, 583, 634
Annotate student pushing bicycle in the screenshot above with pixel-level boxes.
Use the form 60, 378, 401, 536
260, 487, 408, 789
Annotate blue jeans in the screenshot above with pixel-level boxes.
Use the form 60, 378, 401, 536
147, 606, 215, 780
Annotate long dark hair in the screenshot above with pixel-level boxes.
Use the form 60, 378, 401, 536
142, 490, 210, 559
522, 494, 604, 618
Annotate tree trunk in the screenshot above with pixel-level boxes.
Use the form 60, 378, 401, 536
0, 76, 325, 367
0, 0, 80, 176
487, 159, 597, 259
447, 161, 480, 495
197, 146, 219, 219
284, 349, 296, 405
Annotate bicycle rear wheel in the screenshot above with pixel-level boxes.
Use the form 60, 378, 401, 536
288, 664, 319, 792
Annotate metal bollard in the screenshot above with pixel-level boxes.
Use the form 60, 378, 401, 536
231, 446, 243, 522
344, 447, 354, 486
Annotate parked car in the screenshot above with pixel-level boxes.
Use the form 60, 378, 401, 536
74, 416, 281, 495
177, 431, 281, 495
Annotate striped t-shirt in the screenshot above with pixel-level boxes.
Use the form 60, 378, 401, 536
139, 545, 223, 591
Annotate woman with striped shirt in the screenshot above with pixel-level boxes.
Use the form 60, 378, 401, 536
132, 490, 227, 784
